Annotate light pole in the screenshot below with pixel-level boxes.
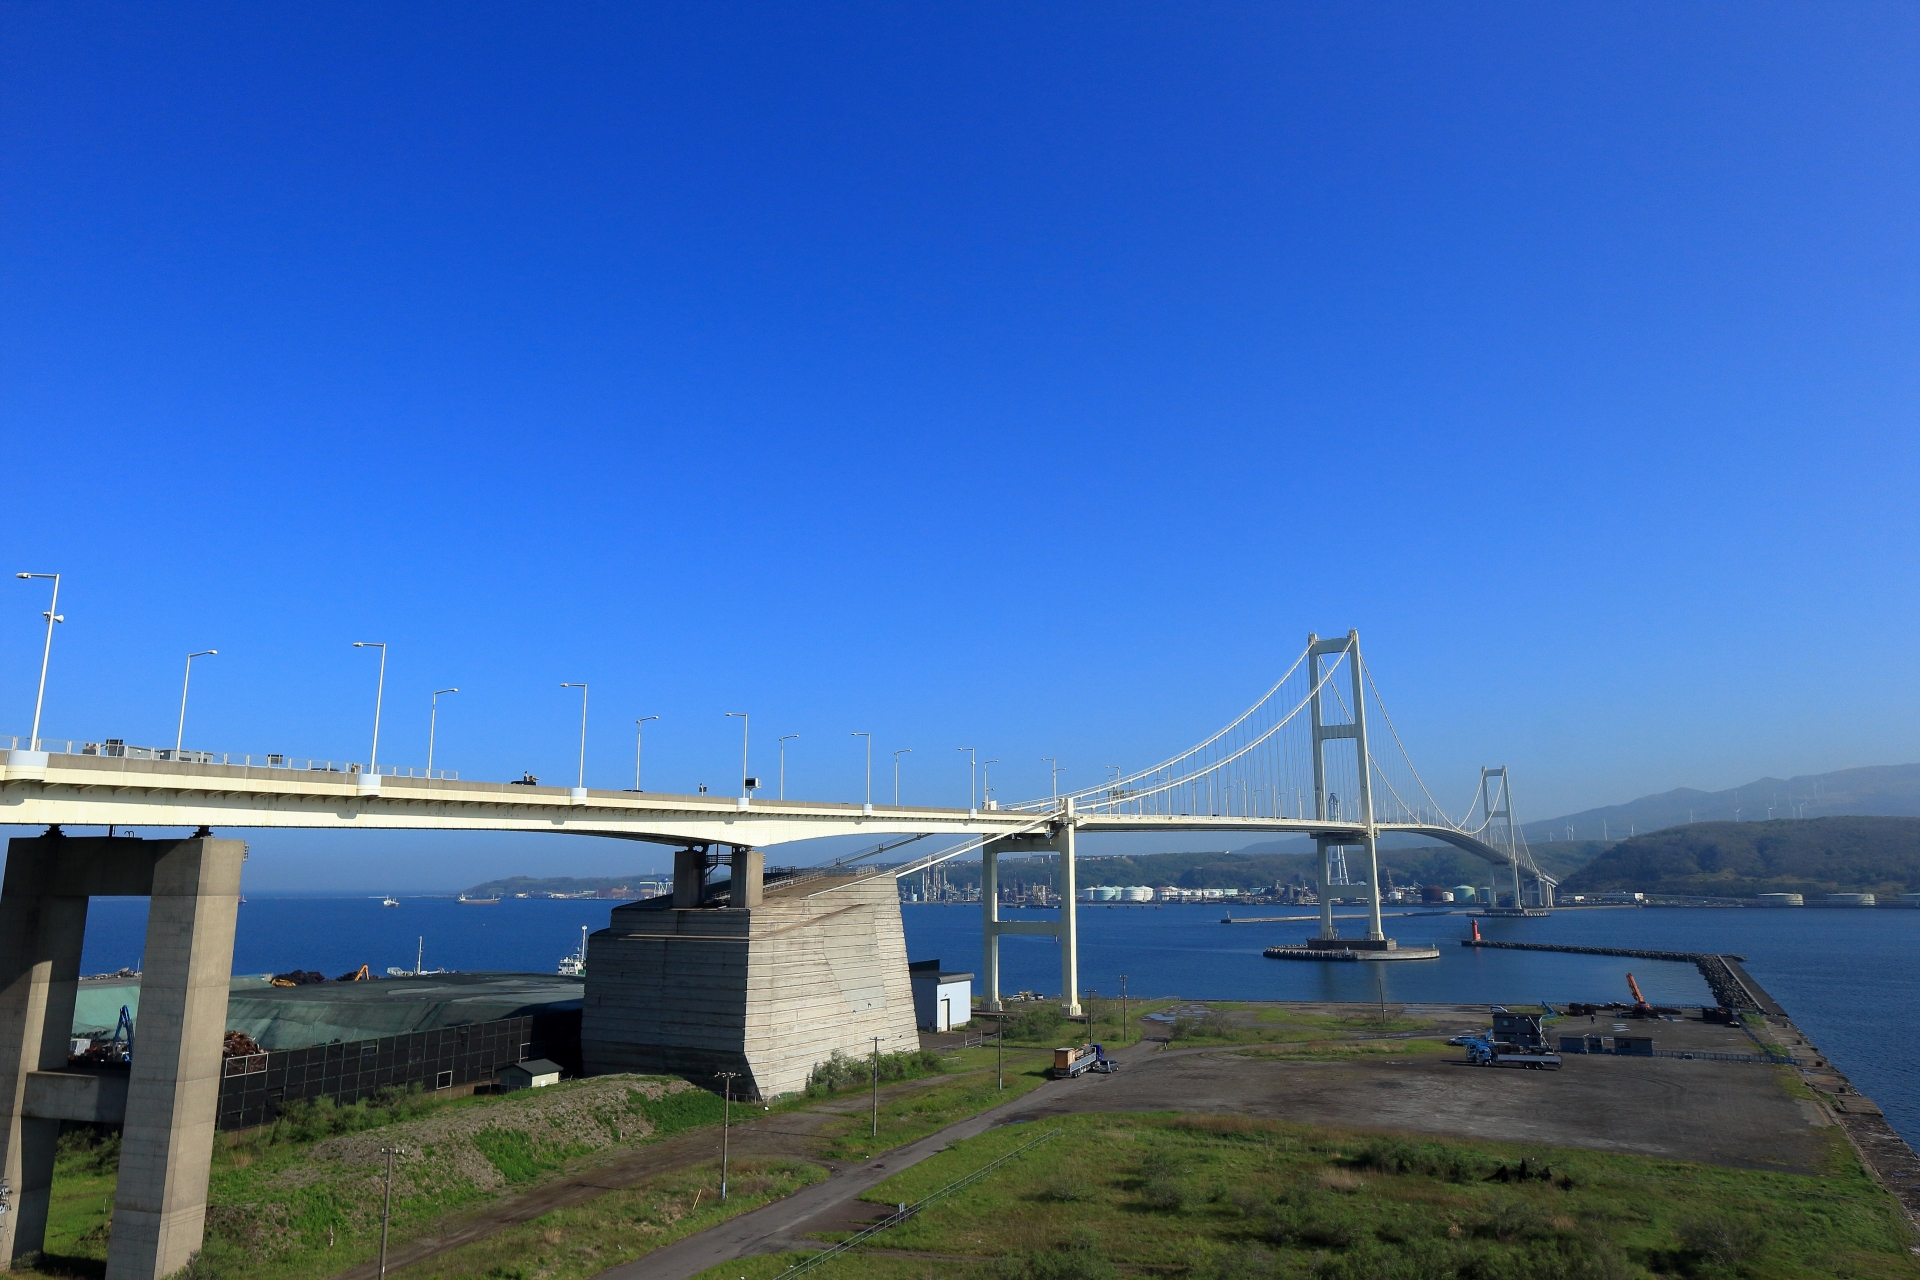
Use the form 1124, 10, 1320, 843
174, 650, 217, 754
957, 746, 975, 810
981, 759, 997, 809
426, 688, 458, 779
1043, 757, 1061, 798
633, 716, 658, 791
16, 573, 62, 751
377, 1145, 406, 1277
353, 642, 388, 773
714, 1071, 739, 1198
726, 712, 750, 797
1121, 974, 1129, 1044
851, 732, 871, 807
560, 683, 589, 787
892, 748, 912, 805
778, 734, 798, 799
870, 1035, 881, 1137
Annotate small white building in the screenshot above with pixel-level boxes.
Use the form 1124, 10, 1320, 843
1757, 892, 1804, 907
498, 1058, 563, 1091
908, 959, 973, 1032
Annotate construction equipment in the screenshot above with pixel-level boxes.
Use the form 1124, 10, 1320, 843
1623, 973, 1682, 1019
1051, 1043, 1118, 1079
336, 964, 372, 982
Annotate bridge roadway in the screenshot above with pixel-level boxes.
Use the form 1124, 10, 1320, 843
0, 751, 1528, 872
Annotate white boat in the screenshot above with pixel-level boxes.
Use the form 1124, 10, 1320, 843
557, 925, 588, 977
381, 895, 399, 907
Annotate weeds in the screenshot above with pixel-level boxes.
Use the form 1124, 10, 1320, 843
804, 1048, 944, 1095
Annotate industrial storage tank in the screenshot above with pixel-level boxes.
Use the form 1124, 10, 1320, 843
1826, 893, 1876, 907
1757, 893, 1804, 907
1451, 885, 1481, 905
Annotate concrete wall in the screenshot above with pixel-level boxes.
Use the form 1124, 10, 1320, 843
581, 873, 918, 1099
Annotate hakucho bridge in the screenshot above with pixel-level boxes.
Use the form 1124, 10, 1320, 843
0, 628, 1550, 1277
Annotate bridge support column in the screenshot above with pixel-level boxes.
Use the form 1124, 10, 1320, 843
1363, 832, 1385, 942
106, 837, 244, 1280
1057, 806, 1080, 1018
1313, 838, 1337, 940
0, 837, 89, 1269
980, 841, 1000, 1013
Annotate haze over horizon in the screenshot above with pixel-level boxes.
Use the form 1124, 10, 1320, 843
3, 6, 1915, 893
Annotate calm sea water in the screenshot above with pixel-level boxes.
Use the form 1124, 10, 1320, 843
76, 896, 1920, 1146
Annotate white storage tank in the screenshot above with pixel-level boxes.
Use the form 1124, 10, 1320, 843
1120, 886, 1154, 902
1452, 885, 1480, 905
1757, 892, 1804, 907
1826, 893, 1876, 907
1089, 886, 1121, 902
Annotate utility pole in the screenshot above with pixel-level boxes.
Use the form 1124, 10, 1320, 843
870, 1036, 881, 1137
1121, 974, 1128, 1044
996, 1015, 1004, 1090
714, 1072, 739, 1199
378, 1145, 406, 1277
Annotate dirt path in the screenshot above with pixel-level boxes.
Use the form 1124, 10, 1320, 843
323, 1075, 953, 1280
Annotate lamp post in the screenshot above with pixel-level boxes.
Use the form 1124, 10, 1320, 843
633, 715, 658, 791
851, 732, 871, 807
427, 688, 458, 779
957, 746, 975, 810
714, 1071, 739, 1198
16, 572, 62, 751
174, 650, 217, 754
377, 1145, 406, 1277
558, 683, 589, 787
1043, 757, 1061, 798
892, 747, 911, 805
353, 642, 388, 773
981, 759, 997, 810
726, 712, 750, 797
778, 734, 798, 799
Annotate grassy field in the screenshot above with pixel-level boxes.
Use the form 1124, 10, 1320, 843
706, 1112, 1920, 1280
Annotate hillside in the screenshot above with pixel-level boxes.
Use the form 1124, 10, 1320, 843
463, 873, 662, 898
1556, 816, 1920, 899
1527, 763, 1920, 843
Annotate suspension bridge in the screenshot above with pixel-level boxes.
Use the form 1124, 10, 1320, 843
0, 626, 1550, 1279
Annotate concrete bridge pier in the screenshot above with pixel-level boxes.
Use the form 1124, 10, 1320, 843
979, 802, 1081, 1019
0, 831, 244, 1280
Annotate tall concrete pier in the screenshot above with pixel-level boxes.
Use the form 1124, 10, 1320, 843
0, 831, 244, 1279
581, 848, 918, 1099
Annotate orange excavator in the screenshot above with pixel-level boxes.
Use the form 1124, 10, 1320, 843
1625, 972, 1654, 1018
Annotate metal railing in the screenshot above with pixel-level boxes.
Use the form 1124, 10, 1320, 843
5, 737, 457, 780
773, 1128, 1060, 1278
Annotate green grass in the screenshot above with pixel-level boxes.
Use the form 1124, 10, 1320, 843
397, 1157, 827, 1280
814, 1046, 1057, 1163
700, 1112, 1920, 1280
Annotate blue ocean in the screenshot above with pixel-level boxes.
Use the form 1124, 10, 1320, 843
76, 896, 1919, 1144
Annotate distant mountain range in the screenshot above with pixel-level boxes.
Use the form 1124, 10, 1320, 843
1524, 763, 1920, 842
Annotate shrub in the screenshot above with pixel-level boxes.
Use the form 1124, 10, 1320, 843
56, 1123, 121, 1175
1677, 1213, 1767, 1273
1349, 1136, 1483, 1183
1170, 1011, 1243, 1041
1263, 1184, 1360, 1249
804, 1048, 944, 1095
1002, 1005, 1069, 1043
999, 1229, 1116, 1280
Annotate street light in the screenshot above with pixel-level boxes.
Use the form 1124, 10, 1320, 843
851, 732, 871, 807
714, 1071, 740, 1198
726, 712, 751, 798
957, 747, 975, 810
892, 748, 912, 806
174, 650, 217, 754
633, 716, 658, 791
981, 759, 998, 809
778, 734, 798, 799
427, 688, 458, 779
1042, 757, 1061, 798
353, 643, 388, 773
561, 683, 589, 788
377, 1145, 407, 1277
15, 573, 62, 752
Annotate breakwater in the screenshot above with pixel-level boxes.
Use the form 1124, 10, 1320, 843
1460, 940, 1772, 1015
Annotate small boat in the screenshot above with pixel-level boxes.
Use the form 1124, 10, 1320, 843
557, 926, 589, 977
381, 895, 399, 907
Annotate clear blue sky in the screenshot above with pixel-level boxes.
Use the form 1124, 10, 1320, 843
3, 5, 1915, 890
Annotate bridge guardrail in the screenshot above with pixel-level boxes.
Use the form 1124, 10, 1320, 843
4, 737, 457, 780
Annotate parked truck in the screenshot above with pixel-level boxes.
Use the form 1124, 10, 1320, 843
1463, 1036, 1562, 1070
1052, 1043, 1118, 1078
